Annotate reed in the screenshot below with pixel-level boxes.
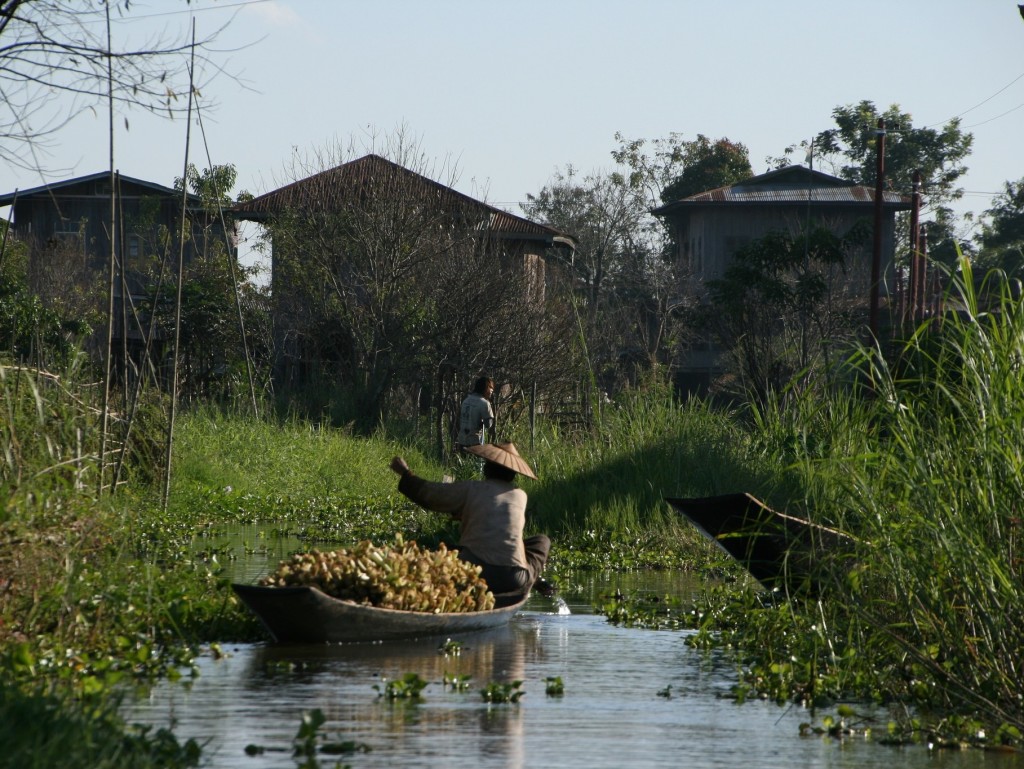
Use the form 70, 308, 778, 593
0, 363, 99, 514
746, 258, 1024, 730
0, 368, 224, 767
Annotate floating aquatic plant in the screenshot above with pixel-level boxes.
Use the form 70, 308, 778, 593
438, 638, 463, 656
374, 672, 428, 700
481, 681, 523, 703
443, 672, 472, 692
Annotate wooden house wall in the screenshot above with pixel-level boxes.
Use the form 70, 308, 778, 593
13, 189, 199, 264
667, 200, 902, 394
675, 204, 897, 296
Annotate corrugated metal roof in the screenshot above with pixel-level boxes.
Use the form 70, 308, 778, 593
680, 186, 908, 204
232, 154, 574, 245
0, 171, 200, 206
652, 165, 912, 215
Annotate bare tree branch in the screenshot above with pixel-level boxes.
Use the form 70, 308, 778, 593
0, 0, 239, 172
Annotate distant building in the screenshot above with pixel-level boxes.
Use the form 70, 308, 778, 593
231, 153, 575, 387
0, 171, 219, 275
0, 171, 233, 366
653, 165, 912, 393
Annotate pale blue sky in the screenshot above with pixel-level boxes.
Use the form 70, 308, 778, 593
4, 0, 1024, 261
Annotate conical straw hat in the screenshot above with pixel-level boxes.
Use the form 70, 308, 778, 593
464, 442, 538, 480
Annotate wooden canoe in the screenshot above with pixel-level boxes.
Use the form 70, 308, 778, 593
665, 493, 852, 593
232, 583, 529, 644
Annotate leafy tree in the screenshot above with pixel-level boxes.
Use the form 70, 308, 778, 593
521, 164, 672, 392
522, 133, 755, 393
975, 178, 1024, 276
659, 136, 753, 204
787, 101, 972, 221
156, 164, 267, 403
769, 101, 974, 313
610, 132, 753, 206
22, 217, 104, 335
521, 166, 648, 321
705, 220, 870, 403
0, 223, 88, 368
176, 163, 245, 216
0, 0, 231, 171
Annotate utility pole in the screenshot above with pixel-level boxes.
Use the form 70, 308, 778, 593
907, 169, 921, 324
869, 118, 886, 341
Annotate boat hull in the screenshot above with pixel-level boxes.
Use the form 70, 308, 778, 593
232, 583, 529, 643
666, 493, 850, 593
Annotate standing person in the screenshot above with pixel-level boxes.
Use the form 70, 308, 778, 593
455, 376, 495, 451
389, 442, 551, 596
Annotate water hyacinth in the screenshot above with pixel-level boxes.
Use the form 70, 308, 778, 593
259, 533, 495, 613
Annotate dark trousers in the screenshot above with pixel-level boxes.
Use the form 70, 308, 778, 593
460, 534, 551, 595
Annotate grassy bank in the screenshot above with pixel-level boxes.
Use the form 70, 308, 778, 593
162, 384, 762, 572
0, 365, 755, 766
4, 260, 1024, 760
648, 262, 1024, 747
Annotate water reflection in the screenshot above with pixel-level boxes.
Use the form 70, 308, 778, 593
137, 528, 1024, 768
125, 596, 1024, 769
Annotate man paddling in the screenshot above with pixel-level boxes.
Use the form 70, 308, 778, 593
390, 442, 552, 597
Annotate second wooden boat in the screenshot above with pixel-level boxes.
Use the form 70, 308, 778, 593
665, 493, 851, 593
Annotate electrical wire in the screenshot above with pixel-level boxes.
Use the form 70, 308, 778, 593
923, 69, 1024, 129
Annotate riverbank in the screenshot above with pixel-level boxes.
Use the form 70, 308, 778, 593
4, 264, 1024, 764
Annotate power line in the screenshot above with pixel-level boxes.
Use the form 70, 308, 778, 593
53, 0, 273, 27
962, 101, 1024, 129
110, 0, 275, 22
923, 69, 1024, 129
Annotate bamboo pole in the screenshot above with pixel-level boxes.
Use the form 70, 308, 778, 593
99, 1, 116, 496
869, 118, 886, 342
113, 231, 172, 491
194, 105, 260, 417
162, 23, 197, 512
118, 172, 129, 405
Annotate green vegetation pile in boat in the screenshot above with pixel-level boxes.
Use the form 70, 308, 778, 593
235, 537, 529, 642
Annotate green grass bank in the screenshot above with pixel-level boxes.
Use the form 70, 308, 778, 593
3, 261, 1024, 762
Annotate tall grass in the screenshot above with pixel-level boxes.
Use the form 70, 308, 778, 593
750, 259, 1024, 729
0, 364, 99, 517
521, 379, 774, 536
170, 405, 406, 500
169, 381, 773, 540
0, 365, 224, 766
163, 379, 781, 573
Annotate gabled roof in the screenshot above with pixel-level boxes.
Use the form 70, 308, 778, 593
652, 164, 912, 216
0, 171, 199, 206
231, 154, 574, 246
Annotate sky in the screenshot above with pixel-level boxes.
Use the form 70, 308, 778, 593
3, 0, 1024, 274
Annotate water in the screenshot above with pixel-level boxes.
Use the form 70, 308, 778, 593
124, 602, 1024, 769
125, 534, 1024, 769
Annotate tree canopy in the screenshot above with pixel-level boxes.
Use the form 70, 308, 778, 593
801, 101, 972, 218
705, 221, 871, 403
610, 132, 753, 207
261, 134, 582, 435
659, 136, 753, 204
974, 177, 1024, 276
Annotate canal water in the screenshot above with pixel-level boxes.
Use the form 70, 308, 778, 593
124, 530, 1024, 769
